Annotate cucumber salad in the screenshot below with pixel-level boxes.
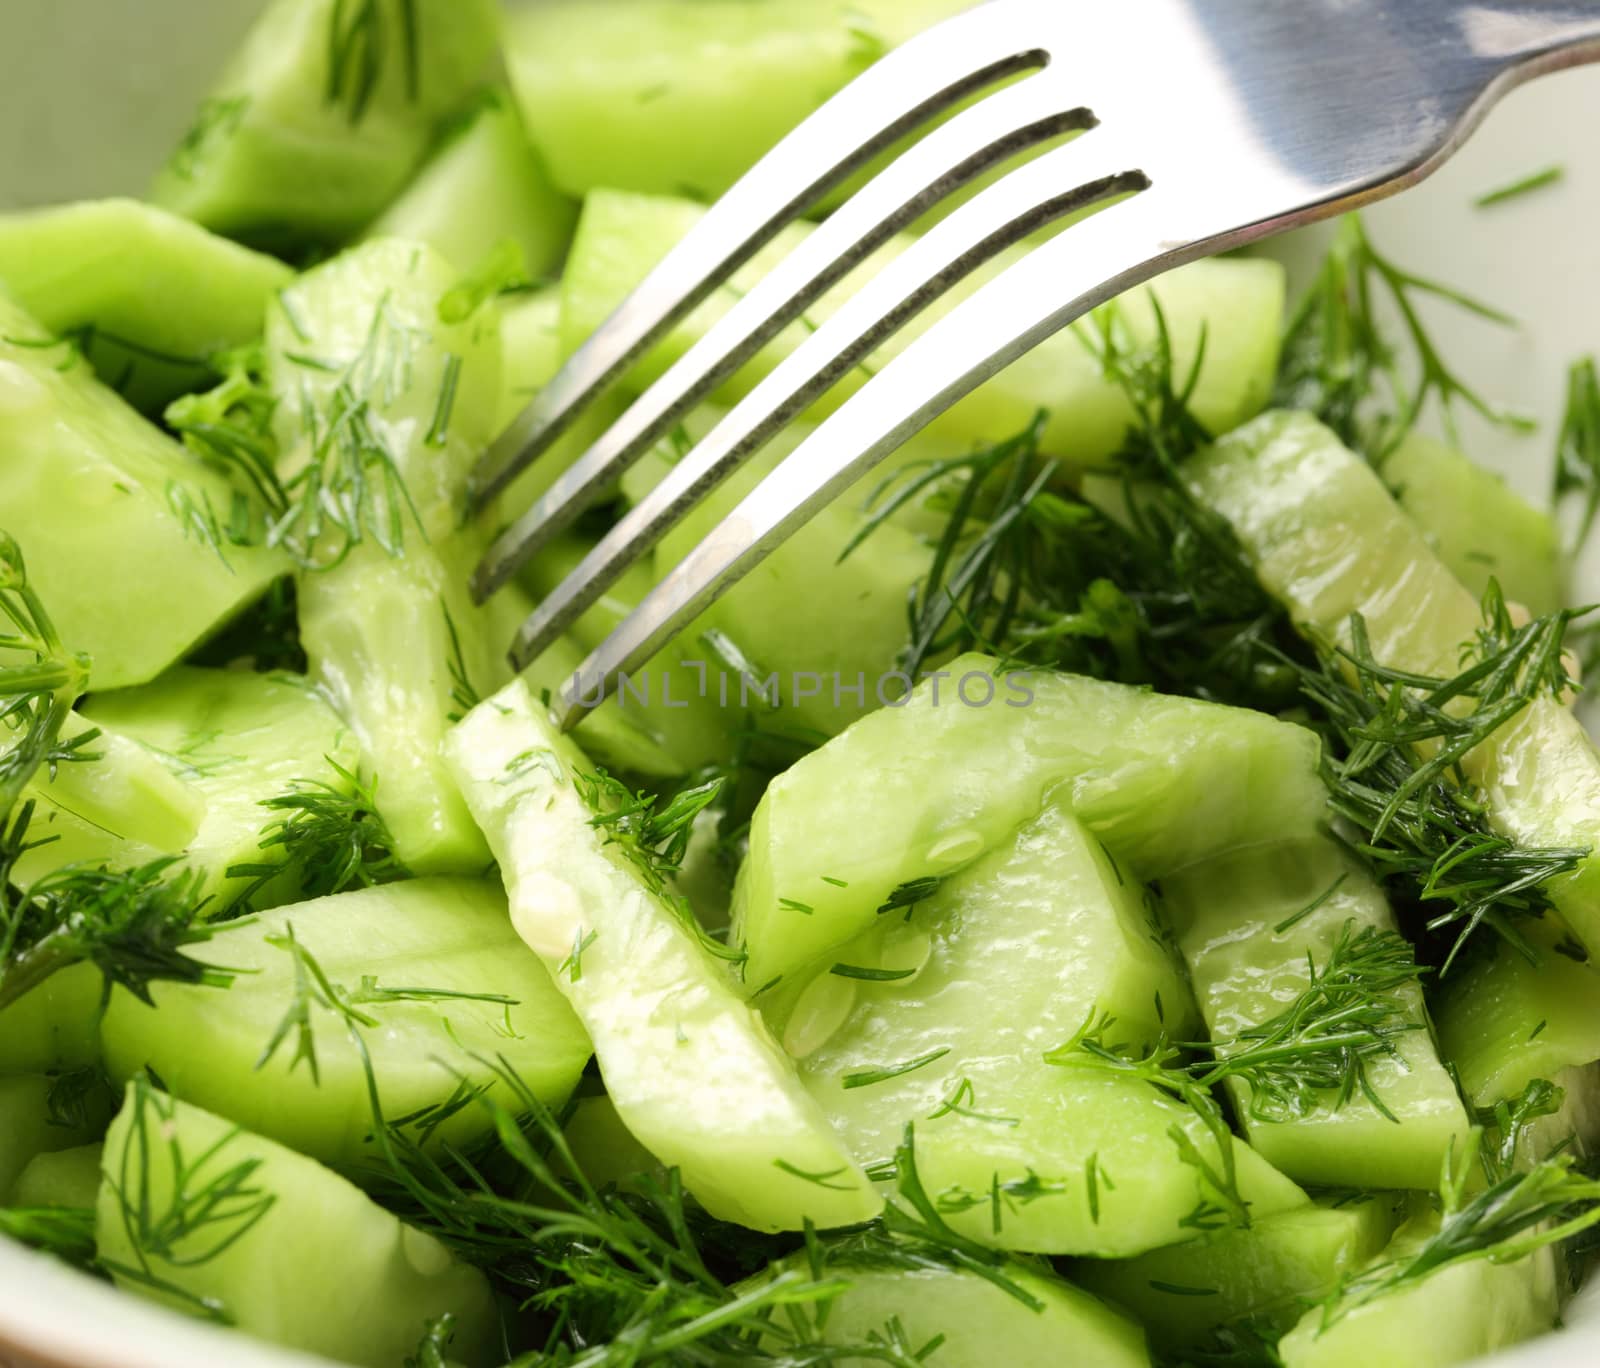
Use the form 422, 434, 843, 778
4, 3, 1600, 1366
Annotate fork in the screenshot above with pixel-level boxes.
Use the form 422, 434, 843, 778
468, 0, 1600, 730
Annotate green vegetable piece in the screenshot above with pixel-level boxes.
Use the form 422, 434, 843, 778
0, 965, 101, 1075
731, 652, 1325, 992
150, 0, 501, 247
14, 1143, 102, 1211
97, 1080, 497, 1364
366, 90, 576, 280
779, 803, 1306, 1255
1070, 1195, 1404, 1353
0, 1075, 108, 1202
1384, 432, 1564, 617
562, 1094, 662, 1192
1184, 409, 1600, 958
0, 298, 288, 690
264, 238, 507, 874
0, 199, 292, 412
559, 189, 1284, 457
1163, 838, 1472, 1190
443, 679, 881, 1233
100, 878, 590, 1168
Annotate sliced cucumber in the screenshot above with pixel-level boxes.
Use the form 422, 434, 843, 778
1163, 837, 1472, 1190
365, 90, 577, 279
443, 680, 880, 1233
0, 1075, 108, 1202
0, 296, 288, 689
99, 878, 590, 1168
1276, 1212, 1558, 1368
732, 652, 1325, 992
559, 189, 1283, 457
13, 1143, 102, 1211
1384, 433, 1564, 618
1069, 1194, 1404, 1353
150, 0, 500, 247
79, 666, 361, 909
774, 802, 1306, 1255
265, 239, 506, 874
0, 199, 291, 412
1187, 410, 1600, 958
562, 1094, 661, 1191
97, 1080, 497, 1366
0, 966, 102, 1076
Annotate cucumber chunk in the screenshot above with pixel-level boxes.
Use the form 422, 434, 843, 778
264, 239, 506, 874
366, 91, 577, 280
751, 1260, 1152, 1367
13, 1143, 102, 1211
1070, 1194, 1404, 1353
559, 189, 1283, 458
1384, 433, 1564, 618
732, 652, 1326, 991
443, 680, 880, 1233
0, 1075, 108, 1202
0, 200, 291, 412
776, 802, 1305, 1255
0, 296, 288, 689
150, 0, 501, 247
1163, 838, 1472, 1190
1276, 1213, 1558, 1368
99, 878, 590, 1168
0, 966, 102, 1076
1186, 410, 1600, 958
97, 1080, 497, 1366
78, 666, 361, 908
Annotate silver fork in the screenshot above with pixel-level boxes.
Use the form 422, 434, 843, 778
469, 0, 1600, 730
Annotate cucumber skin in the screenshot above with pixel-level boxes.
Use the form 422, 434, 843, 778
150, 0, 501, 247
1186, 410, 1600, 961
0, 296, 289, 690
99, 879, 590, 1169
96, 1083, 497, 1367
444, 680, 881, 1234
1164, 838, 1471, 1191
732, 652, 1326, 992
559, 189, 1283, 458
0, 199, 291, 413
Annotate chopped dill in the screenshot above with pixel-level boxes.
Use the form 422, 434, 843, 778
1475, 165, 1564, 209
1554, 355, 1600, 550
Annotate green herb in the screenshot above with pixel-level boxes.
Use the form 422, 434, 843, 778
771, 1159, 858, 1192
46, 1066, 116, 1130
1273, 872, 1350, 935
424, 354, 463, 446
1475, 1076, 1565, 1181
558, 927, 598, 984
165, 345, 285, 528
0, 1206, 98, 1268
186, 579, 305, 675
166, 95, 249, 181
441, 600, 481, 723
842, 1047, 951, 1090
1149, 1280, 1220, 1297
1475, 165, 1564, 208
1554, 356, 1600, 549
438, 240, 531, 326
830, 963, 917, 982
326, 0, 419, 124
926, 1077, 1018, 1127
405, 1314, 459, 1368
875, 876, 947, 917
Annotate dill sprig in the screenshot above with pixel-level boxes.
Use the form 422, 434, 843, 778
227, 759, 408, 908
186, 579, 305, 675
0, 803, 230, 1012
1299, 587, 1591, 970
326, 0, 420, 125
1274, 214, 1532, 459
1554, 356, 1600, 550
0, 532, 95, 820
1475, 1076, 1565, 1182
0, 1206, 99, 1269
165, 345, 286, 525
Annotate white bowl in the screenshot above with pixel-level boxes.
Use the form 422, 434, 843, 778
2, 4, 1599, 1366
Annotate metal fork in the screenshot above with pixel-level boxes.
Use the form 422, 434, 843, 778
469, 0, 1600, 729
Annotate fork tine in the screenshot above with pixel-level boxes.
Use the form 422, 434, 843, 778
553, 192, 1175, 728
505, 128, 1149, 674
471, 76, 1095, 602
468, 0, 1050, 512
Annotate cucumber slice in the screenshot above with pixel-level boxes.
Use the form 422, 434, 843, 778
732, 652, 1326, 992
150, 0, 501, 247
79, 666, 361, 909
1163, 838, 1472, 1190
1384, 433, 1564, 618
97, 1080, 497, 1365
0, 297, 288, 689
265, 239, 506, 874
562, 1094, 662, 1191
13, 1143, 102, 1211
1069, 1194, 1404, 1353
749, 1260, 1152, 1368
366, 91, 577, 279
0, 1075, 108, 1202
0, 966, 101, 1075
99, 878, 590, 1168
1276, 1214, 1558, 1368
559, 189, 1283, 457
0, 200, 291, 413
443, 680, 880, 1233
1185, 410, 1600, 958
1434, 919, 1600, 1107
776, 802, 1306, 1256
